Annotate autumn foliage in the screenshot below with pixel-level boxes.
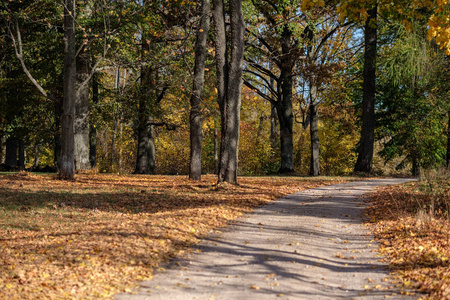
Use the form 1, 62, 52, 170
366, 170, 450, 299
0, 172, 349, 299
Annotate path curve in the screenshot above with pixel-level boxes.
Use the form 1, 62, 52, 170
115, 178, 418, 300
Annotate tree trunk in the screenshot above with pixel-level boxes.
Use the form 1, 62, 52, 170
54, 97, 62, 169
309, 79, 320, 176
134, 94, 156, 174
5, 137, 18, 169
212, 0, 227, 112
277, 76, 294, 174
214, 125, 219, 174
74, 53, 90, 170
269, 64, 278, 150
354, 5, 377, 173
33, 143, 40, 168
277, 25, 295, 174
111, 118, 117, 170
270, 102, 278, 150
18, 139, 25, 170
1, 135, 5, 164
89, 73, 98, 168
214, 0, 244, 184
59, 0, 76, 180
134, 23, 157, 175
189, 0, 210, 180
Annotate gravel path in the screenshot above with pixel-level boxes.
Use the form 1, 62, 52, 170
115, 178, 419, 300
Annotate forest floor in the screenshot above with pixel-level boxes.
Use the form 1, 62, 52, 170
366, 175, 450, 300
1, 173, 447, 300
0, 172, 352, 299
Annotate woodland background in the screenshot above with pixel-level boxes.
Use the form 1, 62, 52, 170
0, 0, 449, 179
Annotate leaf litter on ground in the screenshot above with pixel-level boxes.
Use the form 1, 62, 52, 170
0, 172, 350, 299
365, 175, 450, 299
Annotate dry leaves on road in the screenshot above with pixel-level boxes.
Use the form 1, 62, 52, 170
0, 172, 348, 300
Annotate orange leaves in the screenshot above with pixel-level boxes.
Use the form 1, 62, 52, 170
366, 181, 450, 299
0, 173, 347, 299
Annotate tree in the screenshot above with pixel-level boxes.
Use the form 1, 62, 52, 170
59, 0, 76, 180
354, 4, 377, 173
134, 0, 190, 174
189, 0, 210, 180
213, 0, 245, 183
377, 23, 449, 175
244, 0, 303, 174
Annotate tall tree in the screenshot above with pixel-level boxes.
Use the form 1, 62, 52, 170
244, 0, 301, 174
189, 0, 211, 180
377, 23, 448, 175
213, 0, 245, 183
59, 0, 76, 179
354, 4, 377, 173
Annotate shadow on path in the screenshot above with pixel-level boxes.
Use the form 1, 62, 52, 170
115, 178, 419, 300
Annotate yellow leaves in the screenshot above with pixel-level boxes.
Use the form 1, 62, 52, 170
301, 0, 325, 11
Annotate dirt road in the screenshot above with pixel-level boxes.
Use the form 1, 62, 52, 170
115, 178, 418, 300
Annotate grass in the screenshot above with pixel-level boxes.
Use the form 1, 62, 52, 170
0, 172, 351, 299
365, 169, 450, 299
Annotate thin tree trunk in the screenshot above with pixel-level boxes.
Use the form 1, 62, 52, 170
119, 122, 123, 173
146, 117, 156, 172
33, 143, 40, 168
354, 5, 377, 173
1, 135, 5, 164
309, 79, 319, 176
89, 73, 98, 168
268, 64, 278, 151
59, 0, 76, 180
270, 103, 278, 150
53, 97, 62, 169
5, 137, 17, 169
74, 53, 91, 170
111, 118, 117, 169
18, 139, 25, 170
214, 125, 218, 174
111, 68, 120, 170
215, 0, 244, 184
189, 0, 210, 180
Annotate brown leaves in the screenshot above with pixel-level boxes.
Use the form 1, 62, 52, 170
0, 173, 346, 299
366, 181, 450, 299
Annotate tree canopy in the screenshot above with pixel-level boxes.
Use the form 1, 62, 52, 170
0, 0, 449, 180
